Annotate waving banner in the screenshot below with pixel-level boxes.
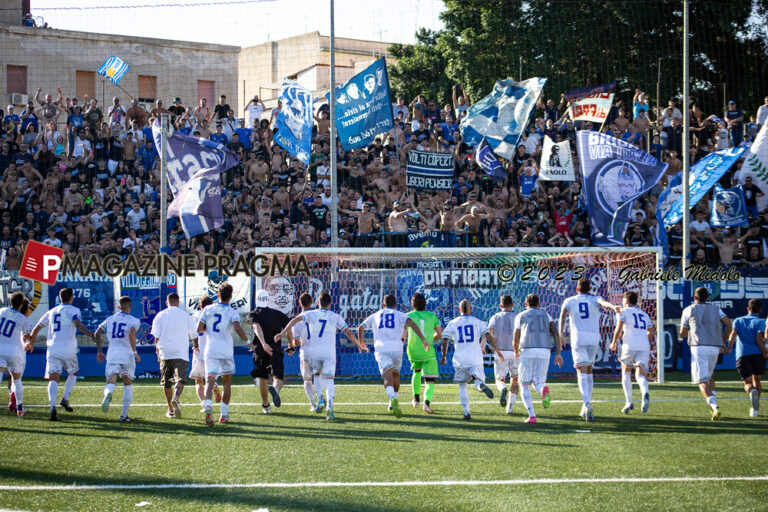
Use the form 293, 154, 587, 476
711, 184, 749, 227
97, 56, 129, 86
329, 57, 394, 150
737, 123, 768, 212
578, 131, 667, 246
406, 150, 454, 191
152, 121, 239, 238
460, 77, 547, 159
539, 135, 575, 181
274, 79, 314, 165
564, 81, 616, 123
475, 137, 506, 183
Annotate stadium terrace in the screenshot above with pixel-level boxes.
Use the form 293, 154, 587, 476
59, 253, 311, 278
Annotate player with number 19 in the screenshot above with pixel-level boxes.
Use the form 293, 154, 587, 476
610, 291, 655, 414
359, 295, 426, 418
95, 296, 142, 422
441, 299, 503, 420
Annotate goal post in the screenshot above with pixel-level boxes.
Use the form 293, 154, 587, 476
252, 247, 665, 383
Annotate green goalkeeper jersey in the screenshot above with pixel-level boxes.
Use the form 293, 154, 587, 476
407, 310, 441, 361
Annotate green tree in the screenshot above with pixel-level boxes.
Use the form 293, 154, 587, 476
388, 28, 453, 108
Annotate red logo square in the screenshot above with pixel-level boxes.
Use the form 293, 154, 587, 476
19, 240, 64, 285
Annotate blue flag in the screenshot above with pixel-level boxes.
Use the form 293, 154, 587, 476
97, 56, 129, 86
152, 121, 239, 238
274, 79, 313, 165
654, 171, 683, 263
711, 184, 749, 227
329, 57, 393, 150
663, 147, 746, 227
405, 150, 454, 191
577, 131, 667, 246
475, 137, 506, 183
460, 77, 546, 159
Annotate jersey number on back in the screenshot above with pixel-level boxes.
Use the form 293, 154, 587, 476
632, 313, 647, 329
578, 303, 589, 319
211, 314, 222, 333
0, 318, 16, 337
52, 313, 61, 332
111, 323, 126, 339
378, 313, 395, 329
457, 325, 474, 343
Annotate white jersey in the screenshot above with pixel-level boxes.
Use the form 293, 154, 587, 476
299, 309, 347, 360
443, 315, 488, 368
292, 311, 311, 360
619, 306, 653, 351
561, 294, 604, 345
0, 307, 31, 359
98, 312, 141, 365
362, 308, 409, 352
37, 304, 83, 359
192, 311, 207, 362
199, 303, 241, 360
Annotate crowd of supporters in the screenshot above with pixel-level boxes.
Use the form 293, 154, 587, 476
1, 82, 767, 270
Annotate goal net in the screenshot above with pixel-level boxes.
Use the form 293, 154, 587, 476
253, 248, 664, 383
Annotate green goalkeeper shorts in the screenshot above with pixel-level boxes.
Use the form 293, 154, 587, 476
410, 358, 439, 379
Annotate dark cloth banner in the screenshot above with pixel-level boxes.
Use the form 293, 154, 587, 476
407, 231, 457, 248
406, 150, 454, 191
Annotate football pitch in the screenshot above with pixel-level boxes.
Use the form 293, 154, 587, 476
0, 372, 766, 512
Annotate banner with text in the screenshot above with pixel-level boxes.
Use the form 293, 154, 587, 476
564, 81, 616, 123
539, 135, 575, 181
406, 150, 454, 191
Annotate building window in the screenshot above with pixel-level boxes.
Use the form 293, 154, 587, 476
7, 65, 27, 94
76, 70, 96, 99
138, 75, 157, 103
197, 80, 215, 105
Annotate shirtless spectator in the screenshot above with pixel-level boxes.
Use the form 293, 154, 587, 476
455, 205, 493, 247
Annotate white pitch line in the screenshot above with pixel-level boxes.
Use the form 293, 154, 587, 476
22, 397, 760, 408
0, 475, 766, 491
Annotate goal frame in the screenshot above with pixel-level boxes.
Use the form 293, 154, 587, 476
253, 246, 665, 383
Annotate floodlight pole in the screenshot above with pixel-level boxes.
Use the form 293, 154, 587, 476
159, 113, 170, 302
329, 0, 338, 248
682, 0, 690, 282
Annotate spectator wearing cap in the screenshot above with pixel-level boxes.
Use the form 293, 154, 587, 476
3, 105, 20, 134
210, 122, 228, 145
725, 100, 744, 147
168, 97, 185, 121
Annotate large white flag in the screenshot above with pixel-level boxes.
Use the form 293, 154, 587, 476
539, 135, 575, 181
737, 123, 768, 212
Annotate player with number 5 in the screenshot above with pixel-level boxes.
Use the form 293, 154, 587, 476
359, 295, 427, 418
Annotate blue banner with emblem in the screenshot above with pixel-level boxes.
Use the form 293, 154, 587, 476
577, 131, 668, 246
274, 79, 313, 165
118, 275, 178, 345
711, 184, 749, 227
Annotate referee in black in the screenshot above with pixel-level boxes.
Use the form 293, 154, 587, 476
249, 290, 290, 414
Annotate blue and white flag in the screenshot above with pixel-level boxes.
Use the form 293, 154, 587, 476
663, 146, 746, 227
152, 121, 239, 238
654, 170, 682, 263
475, 137, 506, 183
460, 77, 546, 159
711, 184, 749, 227
274, 79, 313, 165
97, 56, 129, 86
405, 150, 454, 191
577, 131, 667, 246
328, 57, 393, 150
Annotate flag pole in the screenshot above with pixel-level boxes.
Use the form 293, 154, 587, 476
329, 0, 338, 249
682, 0, 690, 283
159, 113, 170, 303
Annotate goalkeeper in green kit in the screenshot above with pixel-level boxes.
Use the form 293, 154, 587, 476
406, 293, 443, 414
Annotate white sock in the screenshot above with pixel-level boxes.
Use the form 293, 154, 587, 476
203, 399, 213, 410
532, 382, 544, 395
577, 372, 588, 404
314, 375, 325, 402
63, 374, 77, 400
48, 380, 58, 409
104, 383, 116, 396
326, 380, 335, 407
495, 380, 506, 392
221, 401, 230, 416
121, 385, 133, 417
585, 373, 594, 404
707, 395, 718, 411
458, 383, 470, 415
304, 380, 317, 407
474, 379, 484, 393
521, 385, 535, 417
12, 379, 23, 405
622, 371, 633, 404
712, 390, 716, 397
385, 385, 397, 401
507, 393, 517, 413
636, 374, 649, 397
0, 373, 3, 385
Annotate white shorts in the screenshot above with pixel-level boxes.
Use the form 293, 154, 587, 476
620, 347, 650, 373
310, 357, 336, 378
205, 357, 236, 378
494, 351, 518, 380
454, 365, 485, 384
572, 344, 599, 368
519, 351, 550, 386
45, 354, 78, 378
0, 353, 26, 375
105, 361, 135, 380
691, 345, 720, 384
189, 358, 206, 379
300, 358, 314, 381
374, 350, 403, 376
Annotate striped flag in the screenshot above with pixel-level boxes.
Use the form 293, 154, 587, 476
97, 56, 129, 86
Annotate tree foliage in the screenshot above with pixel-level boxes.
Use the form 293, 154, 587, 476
388, 0, 768, 114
